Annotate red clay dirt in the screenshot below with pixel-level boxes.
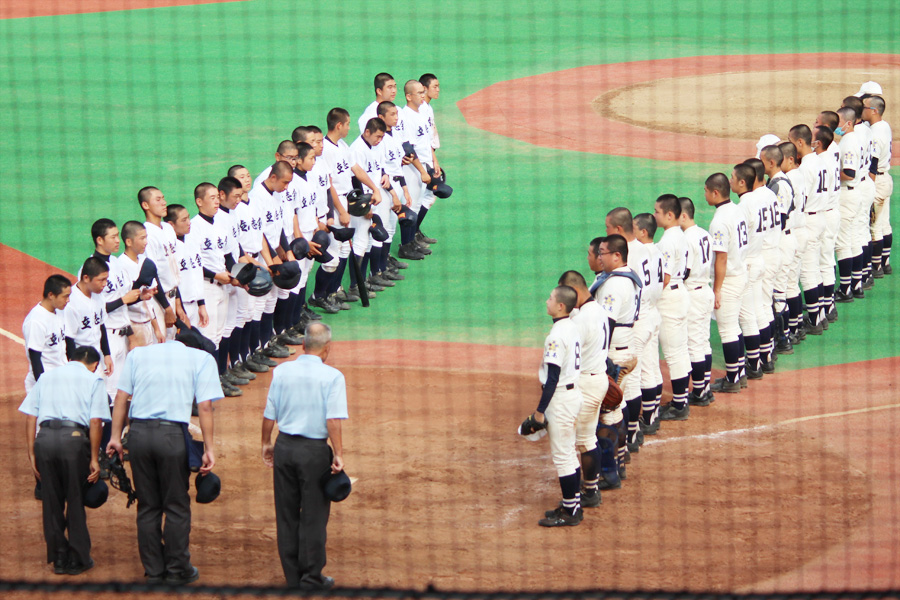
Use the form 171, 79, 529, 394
457, 53, 900, 165
0, 0, 245, 20
1, 244, 898, 594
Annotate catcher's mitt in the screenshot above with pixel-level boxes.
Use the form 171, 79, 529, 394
601, 375, 624, 413
518, 413, 548, 441
108, 453, 137, 508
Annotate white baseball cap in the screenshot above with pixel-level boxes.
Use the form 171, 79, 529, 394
854, 81, 883, 97
755, 134, 781, 158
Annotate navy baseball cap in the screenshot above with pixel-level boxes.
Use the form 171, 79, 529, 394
311, 230, 335, 264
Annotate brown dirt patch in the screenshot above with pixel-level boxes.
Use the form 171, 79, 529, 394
457, 53, 900, 164
0, 0, 245, 20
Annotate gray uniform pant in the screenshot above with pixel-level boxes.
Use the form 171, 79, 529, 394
34, 424, 91, 565
128, 420, 192, 578
273, 433, 332, 588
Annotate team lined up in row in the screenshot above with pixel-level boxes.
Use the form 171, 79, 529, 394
22, 73, 445, 400
529, 82, 893, 526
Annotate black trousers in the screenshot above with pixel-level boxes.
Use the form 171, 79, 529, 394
128, 421, 192, 578
273, 433, 332, 588
34, 425, 91, 565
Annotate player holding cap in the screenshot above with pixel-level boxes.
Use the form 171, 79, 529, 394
139, 187, 180, 338
23, 275, 72, 393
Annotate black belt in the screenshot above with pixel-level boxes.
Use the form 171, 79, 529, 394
110, 325, 134, 337
165, 288, 178, 299
807, 209, 833, 215
784, 229, 792, 235
541, 383, 575, 390
843, 185, 855, 190
130, 418, 183, 428
248, 251, 260, 258
669, 283, 681, 290
614, 346, 629, 351
691, 285, 705, 291
40, 419, 88, 432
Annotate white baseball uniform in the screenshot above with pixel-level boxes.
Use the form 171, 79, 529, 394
539, 316, 582, 477
173, 233, 206, 327
818, 143, 842, 289
870, 119, 893, 241
798, 151, 828, 293
570, 299, 610, 451
682, 223, 715, 364
117, 253, 159, 347
398, 104, 434, 211
22, 303, 67, 393
144, 220, 179, 338
709, 200, 749, 345
188, 212, 233, 347
655, 225, 691, 380
348, 135, 386, 256
635, 241, 664, 394
837, 130, 864, 261
321, 135, 357, 260
768, 172, 798, 314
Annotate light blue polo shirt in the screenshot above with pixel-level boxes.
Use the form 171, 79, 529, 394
118, 340, 223, 424
19, 361, 110, 426
264, 354, 348, 438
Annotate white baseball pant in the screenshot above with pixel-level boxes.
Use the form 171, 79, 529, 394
819, 208, 840, 287
199, 280, 228, 348
657, 284, 691, 380
575, 372, 609, 452
686, 285, 714, 361
872, 172, 893, 240
837, 187, 862, 260
800, 213, 826, 291
545, 387, 583, 477
714, 272, 749, 343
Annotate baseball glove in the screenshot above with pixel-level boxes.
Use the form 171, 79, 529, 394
107, 454, 137, 508
601, 375, 623, 413
518, 413, 547, 436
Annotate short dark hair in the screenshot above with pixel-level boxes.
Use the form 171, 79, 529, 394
271, 161, 294, 178
868, 95, 886, 115
218, 176, 242, 196
814, 126, 834, 148
557, 270, 587, 289
589, 236, 605, 256
121, 220, 145, 242
277, 140, 298, 155
80, 257, 109, 280
374, 72, 394, 92
761, 145, 783, 165
606, 207, 634, 233
364, 117, 387, 134
655, 194, 682, 218
71, 345, 101, 366
705, 172, 731, 198
732, 164, 756, 192
633, 213, 657, 239
842, 96, 864, 120
91, 218, 116, 245
678, 197, 695, 219
297, 142, 314, 161
194, 182, 217, 200
137, 186, 159, 209
291, 125, 315, 144
419, 73, 438, 88
837, 106, 857, 124
743, 158, 765, 183
377, 100, 396, 117
327, 107, 350, 131
306, 124, 322, 134
603, 234, 629, 263
789, 124, 812, 145
818, 110, 839, 130
43, 274, 72, 298
777, 141, 797, 162
165, 203, 187, 224
553, 285, 578, 314
227, 164, 247, 178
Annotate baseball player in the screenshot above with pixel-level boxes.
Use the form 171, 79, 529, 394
23, 275, 72, 393
760, 144, 799, 354
530, 285, 584, 527
603, 209, 649, 453
789, 124, 829, 334
558, 270, 611, 501
63, 258, 113, 386
398, 80, 440, 249
631, 214, 665, 428
706, 173, 750, 393
652, 194, 693, 420
677, 198, 716, 404
419, 73, 441, 152
743, 158, 782, 371
834, 107, 865, 303
117, 221, 166, 347
376, 100, 418, 271
163, 204, 210, 333
139, 187, 180, 338
358, 73, 397, 134
842, 95, 876, 291
812, 126, 840, 325
777, 141, 810, 341
865, 95, 893, 277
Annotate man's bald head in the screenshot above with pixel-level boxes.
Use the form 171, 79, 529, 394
304, 322, 332, 352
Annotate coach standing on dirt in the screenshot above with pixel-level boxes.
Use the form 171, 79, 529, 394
261, 322, 348, 590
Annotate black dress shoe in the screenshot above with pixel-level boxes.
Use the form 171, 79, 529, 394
166, 566, 199, 585
299, 575, 335, 590
66, 558, 94, 575
53, 558, 67, 575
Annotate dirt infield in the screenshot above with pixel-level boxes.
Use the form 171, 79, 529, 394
457, 53, 900, 165
0, 0, 245, 20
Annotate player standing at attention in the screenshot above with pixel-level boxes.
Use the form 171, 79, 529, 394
118, 221, 166, 347
834, 107, 864, 303
139, 187, 180, 338
777, 141, 810, 341
358, 73, 397, 134
865, 95, 893, 276
707, 174, 750, 393
63, 258, 113, 386
163, 205, 210, 333
811, 126, 840, 325
631, 214, 665, 429
23, 275, 72, 393
399, 80, 440, 248
729, 164, 763, 378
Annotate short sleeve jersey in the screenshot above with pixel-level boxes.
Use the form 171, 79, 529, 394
570, 299, 609, 375
420, 101, 440, 149
767, 172, 795, 227
357, 101, 378, 135
349, 136, 384, 194
381, 129, 406, 178
820, 143, 841, 210
625, 238, 650, 321
709, 201, 748, 276
682, 224, 713, 288
233, 199, 264, 255
398, 105, 433, 167
870, 120, 892, 174
539, 317, 581, 388
309, 159, 332, 221
799, 151, 829, 213
63, 284, 108, 356
23, 303, 67, 379
657, 226, 689, 283
144, 221, 180, 292
245, 183, 284, 252
594, 268, 640, 348
291, 171, 319, 234
188, 213, 228, 276
857, 122, 874, 175
117, 254, 157, 323
174, 235, 204, 303
97, 254, 131, 330
784, 168, 808, 230
736, 189, 770, 259
321, 136, 356, 199
839, 130, 864, 186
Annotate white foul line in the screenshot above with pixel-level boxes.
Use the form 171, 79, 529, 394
0, 327, 24, 345
644, 402, 900, 447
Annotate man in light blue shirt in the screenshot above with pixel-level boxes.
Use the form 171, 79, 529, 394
19, 346, 110, 576
262, 322, 348, 590
107, 329, 222, 585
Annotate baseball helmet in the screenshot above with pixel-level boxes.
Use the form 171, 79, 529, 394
425, 166, 453, 199
175, 320, 217, 357
328, 226, 355, 242
290, 237, 310, 258
369, 214, 389, 242
195, 472, 221, 504
401, 141, 417, 158
83, 479, 109, 509
320, 469, 352, 502
396, 205, 418, 226
270, 261, 302, 289
247, 266, 274, 297
229, 262, 256, 286
311, 230, 335, 264
347, 189, 373, 217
